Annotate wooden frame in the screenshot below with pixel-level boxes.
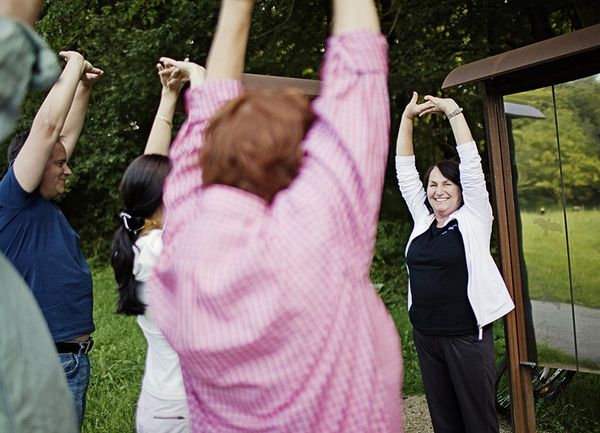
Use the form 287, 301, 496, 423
177, 73, 320, 113
242, 73, 320, 96
442, 23, 600, 433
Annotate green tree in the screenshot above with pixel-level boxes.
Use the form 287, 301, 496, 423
2, 0, 597, 257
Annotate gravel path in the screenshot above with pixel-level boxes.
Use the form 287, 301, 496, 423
403, 395, 514, 433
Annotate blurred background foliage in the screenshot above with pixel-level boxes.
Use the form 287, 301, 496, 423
1, 0, 599, 258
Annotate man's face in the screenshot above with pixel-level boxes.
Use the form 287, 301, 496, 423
39, 142, 71, 199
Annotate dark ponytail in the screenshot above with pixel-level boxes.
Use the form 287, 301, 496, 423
111, 227, 144, 315
111, 154, 169, 315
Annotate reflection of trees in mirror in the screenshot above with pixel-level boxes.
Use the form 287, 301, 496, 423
506, 76, 600, 211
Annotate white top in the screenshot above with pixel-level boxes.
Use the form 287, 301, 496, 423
133, 229, 187, 400
396, 141, 515, 330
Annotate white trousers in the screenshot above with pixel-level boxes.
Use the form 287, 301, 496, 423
136, 389, 190, 433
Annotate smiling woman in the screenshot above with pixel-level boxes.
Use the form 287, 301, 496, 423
394, 92, 515, 433
424, 160, 463, 224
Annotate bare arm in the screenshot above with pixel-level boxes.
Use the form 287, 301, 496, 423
61, 63, 103, 160
0, 0, 42, 26
332, 0, 380, 35
396, 92, 437, 156
205, 0, 255, 82
144, 64, 189, 156
13, 51, 97, 192
160, 0, 253, 86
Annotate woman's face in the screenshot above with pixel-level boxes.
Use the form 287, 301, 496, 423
427, 166, 462, 219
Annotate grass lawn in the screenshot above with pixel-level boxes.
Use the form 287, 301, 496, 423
83, 216, 600, 432
521, 209, 600, 308
83, 265, 145, 433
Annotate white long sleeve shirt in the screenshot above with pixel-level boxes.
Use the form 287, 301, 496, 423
396, 141, 515, 332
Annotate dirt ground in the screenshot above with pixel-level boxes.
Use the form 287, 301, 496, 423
403, 395, 514, 433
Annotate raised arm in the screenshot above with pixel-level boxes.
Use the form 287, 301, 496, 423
421, 95, 491, 221
13, 51, 100, 193
332, 0, 380, 34
143, 63, 188, 156
157, 1, 250, 232
205, 0, 254, 81
396, 92, 436, 156
61, 61, 103, 160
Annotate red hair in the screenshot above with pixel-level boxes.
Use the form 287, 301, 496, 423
201, 89, 315, 203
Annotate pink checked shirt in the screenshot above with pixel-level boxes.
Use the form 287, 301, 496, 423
151, 30, 403, 433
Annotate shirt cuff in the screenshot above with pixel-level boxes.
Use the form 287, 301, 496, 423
395, 154, 416, 166
456, 141, 478, 158
185, 80, 244, 122
320, 29, 388, 77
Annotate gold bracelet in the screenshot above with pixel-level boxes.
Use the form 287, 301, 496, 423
447, 107, 463, 120
156, 115, 173, 128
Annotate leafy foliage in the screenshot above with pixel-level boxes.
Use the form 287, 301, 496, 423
370, 220, 411, 308
1, 0, 597, 258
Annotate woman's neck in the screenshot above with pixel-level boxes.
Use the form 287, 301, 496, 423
138, 207, 163, 236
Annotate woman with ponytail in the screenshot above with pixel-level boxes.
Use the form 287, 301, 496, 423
111, 61, 194, 433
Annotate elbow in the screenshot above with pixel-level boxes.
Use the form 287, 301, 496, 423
32, 112, 64, 143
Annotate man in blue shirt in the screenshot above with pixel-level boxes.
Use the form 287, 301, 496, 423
0, 48, 102, 428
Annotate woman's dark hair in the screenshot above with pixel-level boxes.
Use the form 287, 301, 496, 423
7, 129, 31, 163
424, 159, 463, 214
111, 154, 169, 315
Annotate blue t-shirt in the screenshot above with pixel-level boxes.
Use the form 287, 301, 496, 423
0, 164, 94, 342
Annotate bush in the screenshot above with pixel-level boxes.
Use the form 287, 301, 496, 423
371, 219, 411, 309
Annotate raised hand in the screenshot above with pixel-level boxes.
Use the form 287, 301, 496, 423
159, 57, 206, 87
403, 92, 436, 120
58, 51, 103, 86
157, 62, 188, 93
80, 60, 104, 87
58, 50, 84, 65
421, 95, 460, 118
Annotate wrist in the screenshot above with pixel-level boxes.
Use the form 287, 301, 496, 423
446, 107, 463, 120
80, 81, 94, 90
155, 114, 173, 128
402, 111, 415, 121
189, 72, 206, 87
161, 87, 179, 98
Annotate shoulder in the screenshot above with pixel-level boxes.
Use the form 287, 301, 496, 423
0, 164, 36, 208
133, 229, 163, 281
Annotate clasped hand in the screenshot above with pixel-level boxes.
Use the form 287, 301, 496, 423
403, 92, 460, 120
159, 57, 206, 88
58, 50, 104, 86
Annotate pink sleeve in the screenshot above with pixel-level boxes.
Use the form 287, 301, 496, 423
162, 80, 243, 242
304, 30, 390, 232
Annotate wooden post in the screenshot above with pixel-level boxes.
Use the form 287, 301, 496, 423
481, 81, 536, 433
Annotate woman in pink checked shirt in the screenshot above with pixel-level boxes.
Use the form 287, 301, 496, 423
151, 0, 404, 432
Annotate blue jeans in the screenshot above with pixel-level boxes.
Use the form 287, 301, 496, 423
58, 352, 90, 429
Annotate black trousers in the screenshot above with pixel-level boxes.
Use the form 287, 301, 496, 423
413, 326, 499, 433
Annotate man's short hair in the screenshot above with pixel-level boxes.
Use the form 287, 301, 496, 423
7, 129, 31, 163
